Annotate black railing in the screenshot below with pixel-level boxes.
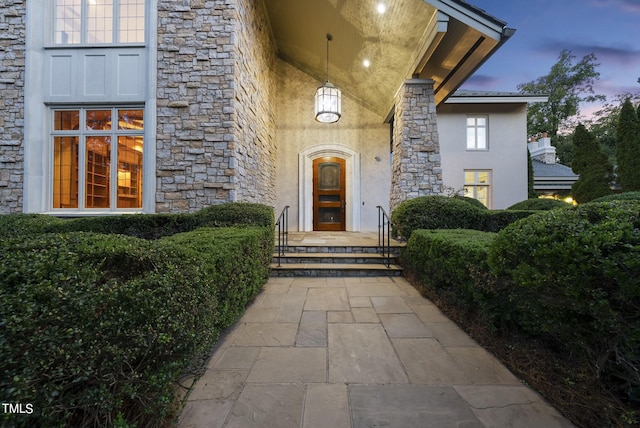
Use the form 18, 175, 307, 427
275, 205, 290, 267
377, 205, 392, 268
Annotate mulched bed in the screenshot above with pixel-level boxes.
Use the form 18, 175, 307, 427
406, 275, 639, 428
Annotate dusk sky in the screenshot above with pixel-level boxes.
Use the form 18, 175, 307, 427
460, 0, 640, 114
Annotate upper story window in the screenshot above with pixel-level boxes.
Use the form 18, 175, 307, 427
54, 0, 145, 45
466, 116, 488, 150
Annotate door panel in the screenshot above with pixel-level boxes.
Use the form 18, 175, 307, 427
313, 157, 346, 231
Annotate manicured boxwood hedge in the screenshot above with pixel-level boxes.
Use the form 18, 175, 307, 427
391, 196, 485, 239
401, 200, 640, 424
391, 196, 538, 238
0, 204, 274, 427
507, 198, 572, 210
402, 229, 497, 312
591, 191, 640, 203
488, 201, 640, 401
27, 202, 275, 239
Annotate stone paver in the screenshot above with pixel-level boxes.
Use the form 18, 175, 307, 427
178, 276, 573, 428
350, 385, 483, 428
302, 384, 350, 428
328, 323, 408, 384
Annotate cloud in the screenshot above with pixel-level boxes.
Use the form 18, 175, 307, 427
460, 74, 503, 89
537, 40, 640, 66
595, 78, 640, 99
591, 0, 640, 13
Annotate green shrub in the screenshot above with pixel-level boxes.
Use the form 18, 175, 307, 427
507, 198, 572, 210
44, 202, 275, 239
452, 195, 489, 210
591, 191, 640, 203
0, 214, 63, 238
163, 227, 273, 327
488, 201, 640, 400
392, 196, 539, 238
481, 210, 538, 233
195, 202, 274, 228
391, 196, 485, 239
50, 213, 197, 239
403, 229, 496, 305
1, 225, 272, 427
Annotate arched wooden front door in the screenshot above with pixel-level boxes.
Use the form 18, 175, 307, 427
313, 156, 346, 231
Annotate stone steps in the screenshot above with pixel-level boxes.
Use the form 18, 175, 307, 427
272, 252, 393, 264
271, 244, 403, 277
270, 262, 403, 277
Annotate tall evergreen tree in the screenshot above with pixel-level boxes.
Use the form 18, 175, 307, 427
615, 98, 640, 191
571, 124, 612, 202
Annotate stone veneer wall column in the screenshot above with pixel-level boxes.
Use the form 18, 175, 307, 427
231, 0, 277, 205
0, 1, 26, 214
156, 0, 276, 213
389, 79, 443, 212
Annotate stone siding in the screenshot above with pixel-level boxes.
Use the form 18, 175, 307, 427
155, 0, 276, 213
0, 1, 26, 214
389, 80, 442, 212
232, 0, 277, 205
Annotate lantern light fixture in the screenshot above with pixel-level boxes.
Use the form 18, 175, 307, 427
315, 33, 342, 123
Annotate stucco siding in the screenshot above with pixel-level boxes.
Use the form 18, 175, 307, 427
275, 61, 390, 231
437, 103, 528, 209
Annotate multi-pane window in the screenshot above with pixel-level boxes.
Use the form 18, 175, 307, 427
54, 0, 145, 45
464, 170, 491, 208
52, 108, 144, 210
466, 116, 488, 150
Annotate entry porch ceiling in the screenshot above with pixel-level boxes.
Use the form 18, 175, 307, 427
263, 0, 513, 118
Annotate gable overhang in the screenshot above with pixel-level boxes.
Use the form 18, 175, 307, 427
445, 94, 549, 104
263, 0, 514, 119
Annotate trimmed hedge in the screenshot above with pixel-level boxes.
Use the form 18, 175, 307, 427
480, 210, 538, 233
507, 198, 572, 210
488, 201, 640, 401
0, 203, 275, 427
400, 201, 640, 425
452, 195, 489, 210
0, 213, 64, 238
33, 202, 275, 239
402, 229, 497, 310
592, 191, 640, 203
391, 196, 485, 239
391, 196, 538, 238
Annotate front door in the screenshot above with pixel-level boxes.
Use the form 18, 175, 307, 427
313, 157, 346, 231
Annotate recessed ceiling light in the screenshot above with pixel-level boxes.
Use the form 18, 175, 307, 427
363, 59, 371, 68
376, 3, 387, 14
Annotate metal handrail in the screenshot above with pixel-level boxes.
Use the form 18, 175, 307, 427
275, 205, 290, 267
377, 205, 392, 268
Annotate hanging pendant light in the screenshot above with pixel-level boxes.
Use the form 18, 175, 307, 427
315, 33, 342, 123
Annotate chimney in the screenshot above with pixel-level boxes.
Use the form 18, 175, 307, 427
527, 136, 556, 164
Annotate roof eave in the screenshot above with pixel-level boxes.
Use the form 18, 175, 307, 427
446, 94, 549, 104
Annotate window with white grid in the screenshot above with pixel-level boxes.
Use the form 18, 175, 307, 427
464, 170, 492, 208
466, 116, 488, 150
54, 0, 145, 45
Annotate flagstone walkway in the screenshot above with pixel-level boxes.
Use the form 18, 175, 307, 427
178, 276, 573, 428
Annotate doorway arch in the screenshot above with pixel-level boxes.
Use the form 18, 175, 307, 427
299, 144, 361, 232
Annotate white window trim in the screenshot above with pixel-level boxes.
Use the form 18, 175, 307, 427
466, 115, 489, 151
